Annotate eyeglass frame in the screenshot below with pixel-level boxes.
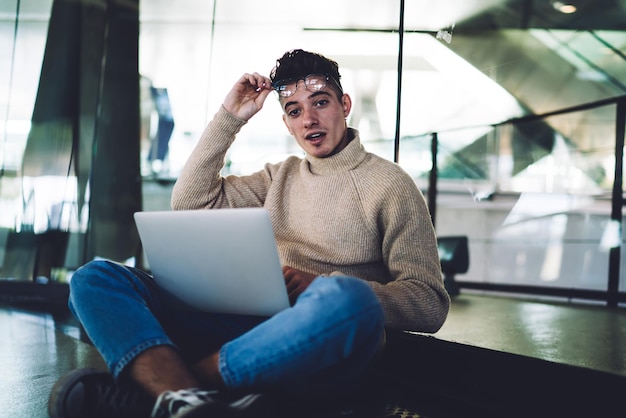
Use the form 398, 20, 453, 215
271, 73, 343, 98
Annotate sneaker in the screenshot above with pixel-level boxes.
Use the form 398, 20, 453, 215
151, 388, 239, 418
48, 368, 153, 418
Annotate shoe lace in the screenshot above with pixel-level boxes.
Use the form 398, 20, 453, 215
151, 388, 217, 418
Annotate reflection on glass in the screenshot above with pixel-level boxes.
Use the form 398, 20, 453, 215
1, 1, 624, 293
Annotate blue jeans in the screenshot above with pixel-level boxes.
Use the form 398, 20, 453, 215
68, 260, 385, 395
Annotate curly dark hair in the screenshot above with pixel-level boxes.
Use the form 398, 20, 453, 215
270, 49, 343, 96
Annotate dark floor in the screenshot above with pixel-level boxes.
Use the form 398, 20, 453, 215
434, 292, 626, 377
2, 291, 626, 418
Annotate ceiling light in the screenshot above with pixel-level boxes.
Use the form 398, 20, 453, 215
552, 2, 577, 14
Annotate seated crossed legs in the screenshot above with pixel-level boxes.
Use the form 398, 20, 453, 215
48, 260, 385, 418
49, 48, 449, 418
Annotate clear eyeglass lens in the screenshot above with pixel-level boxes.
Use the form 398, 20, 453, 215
304, 76, 326, 91
276, 75, 328, 98
276, 84, 292, 97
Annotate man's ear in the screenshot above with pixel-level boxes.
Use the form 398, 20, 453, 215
282, 114, 294, 135
342, 94, 352, 117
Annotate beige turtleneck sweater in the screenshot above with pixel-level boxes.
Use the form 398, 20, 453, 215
171, 106, 450, 332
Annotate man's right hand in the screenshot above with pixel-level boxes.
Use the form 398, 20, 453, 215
223, 72, 273, 121
282, 266, 318, 306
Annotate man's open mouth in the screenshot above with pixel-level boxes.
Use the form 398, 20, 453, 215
306, 132, 325, 143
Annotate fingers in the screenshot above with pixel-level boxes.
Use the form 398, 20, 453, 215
282, 266, 319, 305
282, 266, 299, 291
241, 72, 272, 92
287, 284, 305, 306
284, 275, 306, 305
283, 266, 300, 303
223, 72, 273, 121
285, 275, 301, 293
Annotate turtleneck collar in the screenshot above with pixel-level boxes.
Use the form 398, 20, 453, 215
304, 128, 368, 175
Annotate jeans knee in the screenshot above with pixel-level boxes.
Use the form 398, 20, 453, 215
69, 260, 137, 309
69, 261, 94, 294
312, 276, 385, 334
70, 260, 111, 293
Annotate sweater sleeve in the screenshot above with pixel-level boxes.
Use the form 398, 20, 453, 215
171, 106, 273, 210
364, 168, 450, 333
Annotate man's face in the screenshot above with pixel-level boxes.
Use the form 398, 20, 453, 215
279, 80, 352, 159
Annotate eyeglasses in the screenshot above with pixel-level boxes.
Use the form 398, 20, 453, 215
272, 73, 342, 98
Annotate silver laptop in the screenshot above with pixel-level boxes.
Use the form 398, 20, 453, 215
134, 208, 290, 316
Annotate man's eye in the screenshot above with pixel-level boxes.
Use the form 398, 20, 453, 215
315, 99, 329, 107
287, 109, 301, 117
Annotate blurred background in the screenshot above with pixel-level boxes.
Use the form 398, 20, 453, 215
1, 0, 625, 304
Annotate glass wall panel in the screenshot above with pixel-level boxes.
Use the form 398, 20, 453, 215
0, 0, 623, 300
138, 1, 215, 178
1, 1, 52, 228
136, 0, 625, 299
138, 1, 526, 181
0, 1, 53, 281
436, 104, 620, 293
141, 23, 407, 178
530, 29, 626, 92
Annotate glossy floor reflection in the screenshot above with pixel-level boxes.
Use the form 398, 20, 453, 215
0, 308, 106, 418
434, 292, 626, 377
1, 292, 626, 417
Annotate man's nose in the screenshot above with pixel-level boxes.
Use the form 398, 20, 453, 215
302, 107, 318, 128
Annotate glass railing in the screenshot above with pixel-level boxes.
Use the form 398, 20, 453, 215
397, 96, 626, 305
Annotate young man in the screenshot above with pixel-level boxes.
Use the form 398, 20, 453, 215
48, 49, 450, 418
